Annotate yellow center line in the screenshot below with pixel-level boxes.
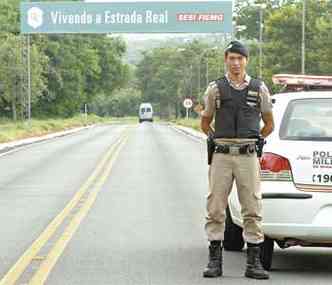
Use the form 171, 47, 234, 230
0, 127, 130, 285
28, 133, 129, 284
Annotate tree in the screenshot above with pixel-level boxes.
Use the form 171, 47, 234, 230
135, 40, 224, 119
264, 0, 332, 84
0, 0, 20, 35
0, 33, 47, 120
0, 0, 130, 119
33, 34, 129, 117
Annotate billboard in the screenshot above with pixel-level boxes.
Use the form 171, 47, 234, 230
21, 1, 233, 34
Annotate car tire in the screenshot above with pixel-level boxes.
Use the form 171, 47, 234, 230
223, 206, 245, 251
260, 236, 274, 271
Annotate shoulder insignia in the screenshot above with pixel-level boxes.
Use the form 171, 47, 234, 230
209, 81, 218, 88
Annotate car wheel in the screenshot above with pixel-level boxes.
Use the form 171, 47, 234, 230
223, 206, 245, 251
260, 236, 274, 271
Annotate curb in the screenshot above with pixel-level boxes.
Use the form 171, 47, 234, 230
0, 125, 95, 155
169, 123, 206, 142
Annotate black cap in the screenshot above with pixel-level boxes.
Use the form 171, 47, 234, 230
225, 41, 249, 58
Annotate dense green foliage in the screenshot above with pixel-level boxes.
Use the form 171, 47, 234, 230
136, 41, 224, 118
0, 0, 130, 120
136, 0, 332, 118
0, 0, 331, 121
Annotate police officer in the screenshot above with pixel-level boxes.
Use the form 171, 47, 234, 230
201, 41, 274, 279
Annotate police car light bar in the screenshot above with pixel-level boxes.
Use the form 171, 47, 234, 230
272, 74, 332, 87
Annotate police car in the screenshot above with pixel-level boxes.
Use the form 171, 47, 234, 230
226, 74, 332, 270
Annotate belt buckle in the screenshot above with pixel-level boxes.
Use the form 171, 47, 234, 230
229, 145, 239, 155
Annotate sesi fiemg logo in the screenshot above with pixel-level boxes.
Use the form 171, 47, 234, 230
176, 13, 224, 22
27, 7, 44, 29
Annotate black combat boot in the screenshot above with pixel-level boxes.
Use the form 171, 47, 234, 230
245, 245, 269, 279
203, 241, 223, 278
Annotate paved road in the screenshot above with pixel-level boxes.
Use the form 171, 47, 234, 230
1, 123, 332, 284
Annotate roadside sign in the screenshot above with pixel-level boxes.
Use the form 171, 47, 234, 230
20, 1, 233, 34
183, 98, 193, 120
183, 98, 193, 109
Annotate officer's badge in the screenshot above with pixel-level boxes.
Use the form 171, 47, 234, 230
226, 43, 233, 50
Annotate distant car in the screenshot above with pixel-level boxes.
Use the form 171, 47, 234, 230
139, 103, 153, 123
226, 74, 332, 271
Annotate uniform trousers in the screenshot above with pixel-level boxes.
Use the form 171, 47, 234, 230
205, 149, 264, 244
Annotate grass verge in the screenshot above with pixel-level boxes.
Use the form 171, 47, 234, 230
171, 118, 201, 132
0, 115, 137, 143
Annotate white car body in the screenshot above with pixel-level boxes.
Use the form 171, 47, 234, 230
139, 103, 153, 122
229, 91, 332, 246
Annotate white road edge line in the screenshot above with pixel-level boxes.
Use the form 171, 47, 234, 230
169, 125, 205, 144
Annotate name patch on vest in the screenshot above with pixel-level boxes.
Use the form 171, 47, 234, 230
246, 90, 260, 108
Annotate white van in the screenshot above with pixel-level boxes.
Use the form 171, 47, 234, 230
139, 103, 153, 123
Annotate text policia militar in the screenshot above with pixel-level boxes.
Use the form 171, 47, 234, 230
50, 10, 169, 25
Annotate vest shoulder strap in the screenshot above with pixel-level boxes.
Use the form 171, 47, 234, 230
215, 76, 228, 97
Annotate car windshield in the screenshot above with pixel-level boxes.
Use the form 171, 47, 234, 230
280, 98, 332, 141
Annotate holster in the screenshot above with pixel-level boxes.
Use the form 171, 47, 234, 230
207, 132, 215, 165
255, 136, 266, 158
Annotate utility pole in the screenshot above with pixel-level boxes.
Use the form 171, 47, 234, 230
198, 47, 218, 96
235, 4, 265, 78
178, 47, 216, 100
21, 35, 31, 122
206, 60, 209, 86
21, 36, 29, 120
252, 4, 266, 79
301, 0, 306, 74
21, 29, 32, 122
198, 60, 200, 99
259, 7, 263, 79
27, 34, 31, 121
190, 64, 193, 98
21, 0, 32, 122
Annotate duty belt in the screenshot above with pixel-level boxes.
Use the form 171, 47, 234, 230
214, 143, 256, 155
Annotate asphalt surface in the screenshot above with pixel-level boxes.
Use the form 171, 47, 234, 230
1, 123, 332, 285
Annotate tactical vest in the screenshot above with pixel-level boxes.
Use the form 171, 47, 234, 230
214, 76, 261, 139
